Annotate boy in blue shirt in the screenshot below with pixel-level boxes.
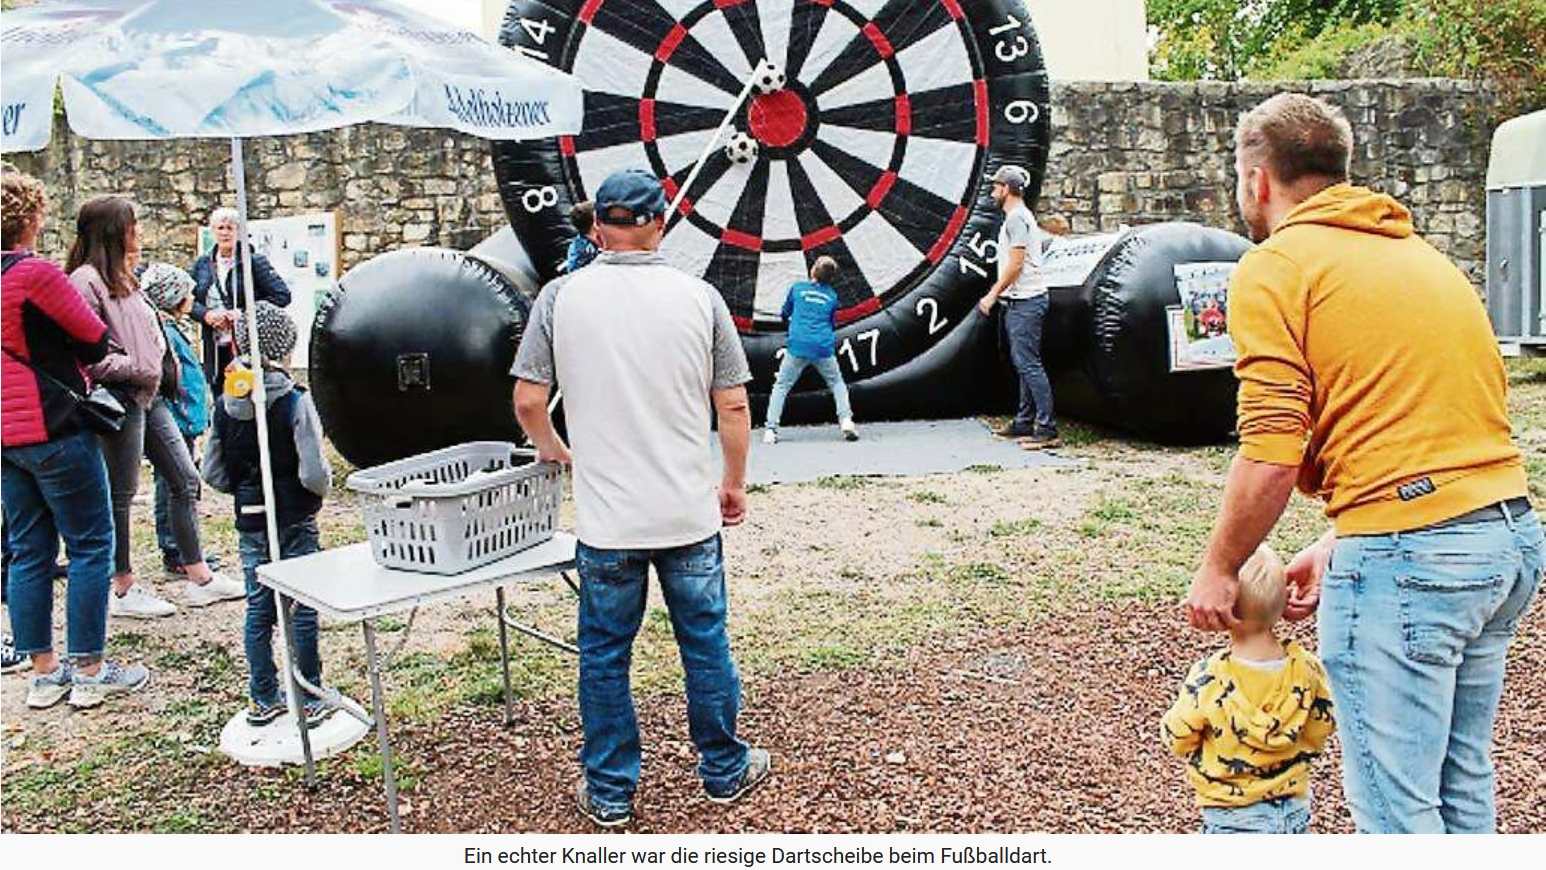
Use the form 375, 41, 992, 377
763, 256, 857, 444
563, 201, 600, 274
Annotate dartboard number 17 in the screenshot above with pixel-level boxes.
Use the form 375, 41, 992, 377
494, 0, 1050, 389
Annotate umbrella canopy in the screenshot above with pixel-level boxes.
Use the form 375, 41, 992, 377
1, 0, 583, 152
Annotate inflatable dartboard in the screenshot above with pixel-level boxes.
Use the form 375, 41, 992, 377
493, 0, 1050, 418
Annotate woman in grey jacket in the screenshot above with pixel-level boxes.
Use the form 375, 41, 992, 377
68, 196, 242, 619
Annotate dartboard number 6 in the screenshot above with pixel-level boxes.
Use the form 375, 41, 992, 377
989, 13, 1030, 65
1004, 101, 1040, 124
522, 185, 559, 213
915, 298, 948, 336
839, 330, 881, 375
957, 232, 1001, 279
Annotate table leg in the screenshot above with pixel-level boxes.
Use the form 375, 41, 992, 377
363, 620, 402, 834
277, 592, 316, 787
496, 586, 514, 727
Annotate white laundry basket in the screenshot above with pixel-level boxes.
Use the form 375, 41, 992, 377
345, 442, 564, 574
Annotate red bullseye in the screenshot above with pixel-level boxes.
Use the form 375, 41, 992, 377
747, 89, 807, 148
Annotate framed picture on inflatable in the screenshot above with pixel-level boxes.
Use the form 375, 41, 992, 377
1168, 261, 1237, 372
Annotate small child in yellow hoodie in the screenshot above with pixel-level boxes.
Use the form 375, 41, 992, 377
1162, 543, 1335, 833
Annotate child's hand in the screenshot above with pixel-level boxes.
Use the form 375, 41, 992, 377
1284, 534, 1334, 621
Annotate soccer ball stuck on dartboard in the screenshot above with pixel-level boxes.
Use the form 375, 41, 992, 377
753, 61, 786, 94
725, 132, 759, 164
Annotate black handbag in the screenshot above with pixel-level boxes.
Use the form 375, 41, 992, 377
3, 346, 128, 434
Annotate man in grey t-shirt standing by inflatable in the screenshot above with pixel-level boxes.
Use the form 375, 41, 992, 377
977, 164, 1059, 448
511, 169, 769, 828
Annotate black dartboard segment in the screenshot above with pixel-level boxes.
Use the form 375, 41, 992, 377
494, 0, 1049, 394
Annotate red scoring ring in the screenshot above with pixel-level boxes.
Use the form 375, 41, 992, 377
747, 90, 807, 149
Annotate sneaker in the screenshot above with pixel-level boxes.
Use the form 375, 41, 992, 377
706, 747, 771, 804
183, 571, 245, 607
303, 696, 336, 727
2, 634, 29, 674
69, 660, 150, 708
26, 663, 71, 709
575, 780, 632, 828
840, 418, 859, 442
109, 585, 177, 619
762, 429, 778, 445
994, 423, 1036, 439
247, 695, 287, 727
1019, 434, 1062, 450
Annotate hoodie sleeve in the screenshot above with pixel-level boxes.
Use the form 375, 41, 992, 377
1160, 663, 1209, 758
202, 423, 232, 494
292, 390, 331, 498
1228, 247, 1313, 467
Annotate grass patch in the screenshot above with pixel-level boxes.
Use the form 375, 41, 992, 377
746, 483, 771, 495
800, 643, 866, 670
949, 561, 1011, 585
965, 464, 1003, 474
915, 518, 944, 528
989, 518, 1042, 538
908, 490, 947, 504
813, 475, 870, 491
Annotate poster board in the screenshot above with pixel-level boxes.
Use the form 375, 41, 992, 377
1041, 229, 1126, 289
198, 211, 339, 368
1168, 261, 1238, 372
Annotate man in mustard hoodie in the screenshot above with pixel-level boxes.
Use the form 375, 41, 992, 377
1184, 92, 1541, 833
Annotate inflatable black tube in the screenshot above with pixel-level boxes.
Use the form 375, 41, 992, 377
1045, 222, 1252, 444
309, 248, 532, 468
493, 0, 1050, 423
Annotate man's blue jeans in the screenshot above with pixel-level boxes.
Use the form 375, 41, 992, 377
764, 353, 852, 430
1, 430, 115, 662
240, 519, 322, 705
1003, 295, 1056, 436
1320, 505, 1542, 833
576, 534, 748, 812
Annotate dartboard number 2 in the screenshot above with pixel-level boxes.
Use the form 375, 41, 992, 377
522, 186, 559, 213
915, 298, 948, 336
839, 330, 881, 374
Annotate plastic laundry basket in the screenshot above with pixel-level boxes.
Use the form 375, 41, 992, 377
345, 442, 564, 574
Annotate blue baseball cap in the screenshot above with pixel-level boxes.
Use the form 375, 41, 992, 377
595, 169, 668, 226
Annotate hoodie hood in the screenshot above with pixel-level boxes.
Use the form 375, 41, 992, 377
223, 369, 294, 421
1217, 642, 1326, 755
1276, 183, 1413, 239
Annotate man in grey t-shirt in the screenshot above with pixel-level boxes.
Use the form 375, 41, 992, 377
511, 169, 770, 827
976, 164, 1059, 448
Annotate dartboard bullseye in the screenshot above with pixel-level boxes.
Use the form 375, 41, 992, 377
494, 0, 1050, 400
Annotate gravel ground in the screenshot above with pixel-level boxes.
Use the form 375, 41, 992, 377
13, 598, 1539, 834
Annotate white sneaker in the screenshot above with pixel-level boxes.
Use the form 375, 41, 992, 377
109, 585, 177, 619
69, 659, 150, 708
762, 429, 778, 445
183, 571, 245, 607
26, 663, 71, 709
840, 418, 859, 442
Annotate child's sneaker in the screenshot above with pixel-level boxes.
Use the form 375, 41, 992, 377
840, 418, 859, 442
26, 663, 72, 709
762, 429, 778, 445
183, 571, 245, 607
302, 696, 335, 727
68, 660, 150, 708
109, 585, 177, 619
706, 747, 771, 804
2, 634, 30, 674
247, 695, 287, 727
576, 780, 632, 828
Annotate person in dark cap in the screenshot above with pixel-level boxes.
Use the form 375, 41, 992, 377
979, 164, 1059, 449
511, 168, 769, 827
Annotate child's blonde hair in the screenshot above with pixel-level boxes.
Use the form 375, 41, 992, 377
1236, 542, 1286, 626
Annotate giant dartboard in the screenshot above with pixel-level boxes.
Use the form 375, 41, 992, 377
494, 0, 1049, 405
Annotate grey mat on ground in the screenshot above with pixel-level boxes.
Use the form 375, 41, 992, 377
719, 419, 1079, 486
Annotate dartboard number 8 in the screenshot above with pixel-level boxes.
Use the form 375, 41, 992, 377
493, 0, 1050, 388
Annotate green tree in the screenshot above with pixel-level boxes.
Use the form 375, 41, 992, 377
1149, 1, 1407, 81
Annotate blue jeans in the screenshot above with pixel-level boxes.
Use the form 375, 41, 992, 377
1201, 794, 1311, 834
1003, 295, 1056, 436
240, 519, 322, 705
764, 353, 852, 430
576, 534, 748, 812
1320, 505, 1543, 833
1, 431, 115, 662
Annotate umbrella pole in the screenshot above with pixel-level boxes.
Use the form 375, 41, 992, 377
231, 137, 314, 778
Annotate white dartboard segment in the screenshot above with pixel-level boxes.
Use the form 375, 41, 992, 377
657, 60, 743, 112
574, 140, 652, 201
660, 213, 723, 277
816, 123, 896, 176
762, 160, 802, 242
757, 0, 795, 73
899, 135, 979, 207
845, 210, 927, 294
816, 60, 895, 112
894, 20, 975, 95
684, 165, 746, 229
690, 11, 756, 82
571, 26, 656, 101
753, 250, 811, 323
795, 10, 860, 85
796, 149, 866, 221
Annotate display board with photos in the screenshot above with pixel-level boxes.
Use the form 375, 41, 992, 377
1168, 261, 1238, 372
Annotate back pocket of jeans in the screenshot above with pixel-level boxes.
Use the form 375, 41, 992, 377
1396, 565, 1505, 666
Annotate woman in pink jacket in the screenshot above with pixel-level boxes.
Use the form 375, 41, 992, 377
67, 196, 241, 619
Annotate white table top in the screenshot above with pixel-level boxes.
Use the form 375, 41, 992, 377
254, 533, 576, 620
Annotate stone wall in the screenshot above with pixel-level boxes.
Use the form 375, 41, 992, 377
9, 78, 1492, 285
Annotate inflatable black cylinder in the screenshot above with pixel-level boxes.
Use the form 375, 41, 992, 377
1045, 222, 1252, 444
309, 248, 532, 468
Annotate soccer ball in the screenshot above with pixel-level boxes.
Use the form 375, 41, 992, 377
725, 132, 759, 164
753, 61, 786, 94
